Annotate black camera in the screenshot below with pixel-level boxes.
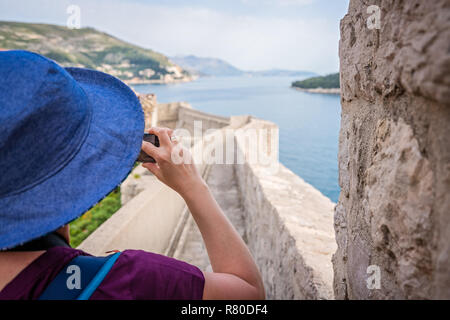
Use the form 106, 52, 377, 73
137, 133, 160, 163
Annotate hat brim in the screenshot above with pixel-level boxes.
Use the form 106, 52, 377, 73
0, 68, 144, 249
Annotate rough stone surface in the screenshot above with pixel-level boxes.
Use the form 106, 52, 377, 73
340, 0, 450, 106
334, 0, 450, 299
235, 120, 337, 299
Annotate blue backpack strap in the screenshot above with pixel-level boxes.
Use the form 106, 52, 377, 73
77, 252, 121, 300
38, 252, 121, 300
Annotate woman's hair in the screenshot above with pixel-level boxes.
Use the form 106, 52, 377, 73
5, 231, 70, 251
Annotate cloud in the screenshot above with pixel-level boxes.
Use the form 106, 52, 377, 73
241, 0, 314, 6
82, 1, 339, 73
0, 0, 340, 73
277, 0, 314, 5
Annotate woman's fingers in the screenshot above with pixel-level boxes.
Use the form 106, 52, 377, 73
149, 127, 172, 147
141, 141, 161, 162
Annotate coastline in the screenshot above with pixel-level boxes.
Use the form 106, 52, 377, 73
125, 75, 198, 85
292, 87, 340, 95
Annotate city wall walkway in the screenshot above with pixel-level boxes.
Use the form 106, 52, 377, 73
78, 102, 336, 299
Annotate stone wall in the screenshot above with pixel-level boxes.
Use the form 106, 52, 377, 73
77, 178, 187, 256
177, 107, 230, 136
137, 93, 157, 130
235, 118, 337, 299
157, 102, 193, 129
154, 102, 229, 136
334, 0, 450, 299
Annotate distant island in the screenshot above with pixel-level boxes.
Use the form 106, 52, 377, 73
171, 54, 316, 78
0, 21, 193, 84
292, 73, 340, 94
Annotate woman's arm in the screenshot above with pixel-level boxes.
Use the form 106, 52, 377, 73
141, 127, 265, 300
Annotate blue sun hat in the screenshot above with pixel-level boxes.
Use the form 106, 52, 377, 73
0, 50, 144, 249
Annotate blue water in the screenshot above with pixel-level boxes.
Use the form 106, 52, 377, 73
132, 76, 341, 202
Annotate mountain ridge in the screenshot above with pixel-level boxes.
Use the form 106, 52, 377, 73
171, 54, 317, 78
0, 21, 192, 84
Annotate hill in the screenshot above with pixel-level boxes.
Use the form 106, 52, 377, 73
0, 21, 192, 83
171, 54, 316, 78
170, 55, 244, 77
292, 73, 340, 89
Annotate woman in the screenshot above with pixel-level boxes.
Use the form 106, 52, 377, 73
0, 50, 264, 300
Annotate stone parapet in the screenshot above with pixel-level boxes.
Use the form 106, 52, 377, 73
234, 119, 336, 299
334, 0, 450, 299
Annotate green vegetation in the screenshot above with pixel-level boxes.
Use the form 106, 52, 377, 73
0, 21, 190, 82
69, 187, 121, 248
292, 73, 340, 89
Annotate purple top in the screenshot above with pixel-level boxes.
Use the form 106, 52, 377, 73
0, 247, 205, 300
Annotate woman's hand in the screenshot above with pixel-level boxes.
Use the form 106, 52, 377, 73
141, 127, 206, 198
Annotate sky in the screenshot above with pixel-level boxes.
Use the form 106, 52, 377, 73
0, 0, 349, 74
